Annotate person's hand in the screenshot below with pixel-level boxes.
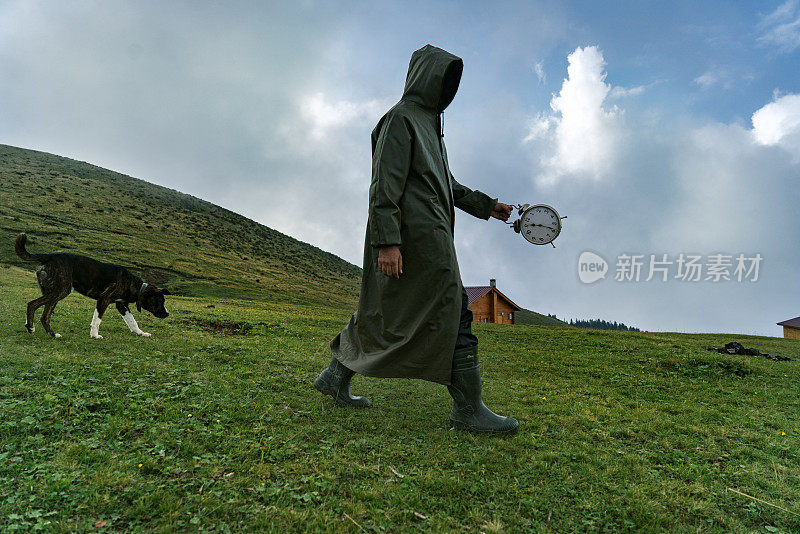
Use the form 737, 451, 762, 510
490, 202, 513, 222
378, 245, 403, 279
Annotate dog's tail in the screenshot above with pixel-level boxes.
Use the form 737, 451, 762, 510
15, 233, 41, 263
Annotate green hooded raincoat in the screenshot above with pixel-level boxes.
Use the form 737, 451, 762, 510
330, 44, 497, 385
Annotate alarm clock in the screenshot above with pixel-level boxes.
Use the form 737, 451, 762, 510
510, 204, 566, 247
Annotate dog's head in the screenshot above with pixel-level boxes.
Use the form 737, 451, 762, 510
137, 285, 171, 318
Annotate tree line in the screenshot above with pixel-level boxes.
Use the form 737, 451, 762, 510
567, 318, 641, 331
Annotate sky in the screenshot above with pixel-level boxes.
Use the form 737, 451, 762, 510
2, 0, 800, 336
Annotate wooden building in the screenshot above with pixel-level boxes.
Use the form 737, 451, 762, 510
464, 279, 522, 325
777, 316, 800, 339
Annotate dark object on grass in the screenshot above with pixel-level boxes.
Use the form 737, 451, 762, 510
84, 401, 103, 413
706, 342, 792, 362
183, 318, 280, 335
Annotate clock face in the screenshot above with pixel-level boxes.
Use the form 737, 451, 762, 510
520, 204, 561, 245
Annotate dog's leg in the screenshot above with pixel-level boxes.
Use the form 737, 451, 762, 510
40, 301, 57, 337
116, 302, 150, 337
40, 284, 71, 338
90, 300, 110, 339
40, 300, 61, 338
90, 309, 102, 339
26, 295, 49, 333
36, 265, 71, 338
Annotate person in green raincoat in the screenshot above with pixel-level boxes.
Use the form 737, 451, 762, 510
314, 44, 518, 435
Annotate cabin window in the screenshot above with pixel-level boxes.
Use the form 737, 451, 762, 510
509, 313, 513, 320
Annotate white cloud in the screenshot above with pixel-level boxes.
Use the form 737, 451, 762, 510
751, 92, 800, 152
522, 113, 552, 142
301, 92, 388, 140
286, 92, 391, 180
609, 85, 645, 98
693, 68, 754, 91
525, 45, 624, 185
260, 91, 393, 261
693, 68, 742, 90
694, 71, 720, 89
659, 122, 763, 251
761, 0, 798, 26
533, 61, 545, 84
757, 0, 800, 53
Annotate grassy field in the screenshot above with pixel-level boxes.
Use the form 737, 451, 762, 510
3, 265, 800, 532
2, 145, 800, 532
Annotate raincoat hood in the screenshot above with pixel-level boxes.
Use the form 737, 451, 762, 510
402, 44, 463, 113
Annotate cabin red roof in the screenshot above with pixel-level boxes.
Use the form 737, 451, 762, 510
777, 316, 800, 328
464, 286, 492, 305
463, 285, 522, 310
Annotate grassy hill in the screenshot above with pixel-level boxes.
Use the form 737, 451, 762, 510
2, 145, 800, 531
0, 144, 360, 308
516, 309, 570, 327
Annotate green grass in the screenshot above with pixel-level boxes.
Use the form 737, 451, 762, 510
3, 265, 800, 532
515, 309, 570, 327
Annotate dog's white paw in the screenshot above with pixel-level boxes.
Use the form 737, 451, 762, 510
91, 334, 103, 339
140, 332, 151, 337
54, 333, 62, 338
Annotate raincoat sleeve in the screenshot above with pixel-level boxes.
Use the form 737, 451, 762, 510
369, 114, 414, 247
450, 172, 497, 220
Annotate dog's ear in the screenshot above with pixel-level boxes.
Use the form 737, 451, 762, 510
161, 288, 171, 295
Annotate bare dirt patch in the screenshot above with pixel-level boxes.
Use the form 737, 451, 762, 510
180, 318, 281, 336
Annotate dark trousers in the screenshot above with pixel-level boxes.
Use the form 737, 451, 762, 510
455, 286, 479, 350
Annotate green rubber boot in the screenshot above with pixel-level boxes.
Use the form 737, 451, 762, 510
314, 358, 371, 408
447, 347, 518, 435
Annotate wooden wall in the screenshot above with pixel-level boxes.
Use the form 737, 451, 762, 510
495, 297, 516, 324
784, 326, 800, 340
470, 291, 517, 325
471, 293, 491, 323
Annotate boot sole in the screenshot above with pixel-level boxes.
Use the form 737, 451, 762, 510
450, 419, 519, 435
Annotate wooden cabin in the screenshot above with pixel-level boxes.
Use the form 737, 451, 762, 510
777, 316, 800, 339
464, 279, 522, 325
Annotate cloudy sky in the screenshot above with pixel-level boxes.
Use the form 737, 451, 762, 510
2, 0, 800, 335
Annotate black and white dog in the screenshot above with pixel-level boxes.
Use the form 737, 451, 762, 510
15, 233, 170, 339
